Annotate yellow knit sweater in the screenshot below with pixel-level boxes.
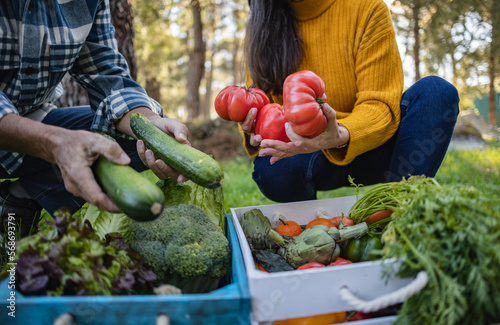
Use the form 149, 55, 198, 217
243, 0, 404, 165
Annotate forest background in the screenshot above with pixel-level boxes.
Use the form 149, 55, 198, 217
56, 0, 500, 161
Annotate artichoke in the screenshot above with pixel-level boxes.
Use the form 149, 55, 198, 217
240, 208, 275, 250
267, 223, 368, 269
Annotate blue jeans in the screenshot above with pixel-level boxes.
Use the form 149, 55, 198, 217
0, 106, 146, 215
252, 76, 460, 202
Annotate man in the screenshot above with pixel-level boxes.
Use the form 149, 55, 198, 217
0, 0, 187, 237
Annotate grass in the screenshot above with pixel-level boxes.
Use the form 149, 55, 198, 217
220, 142, 500, 212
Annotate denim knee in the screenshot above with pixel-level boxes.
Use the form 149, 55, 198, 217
415, 76, 459, 114
252, 155, 315, 202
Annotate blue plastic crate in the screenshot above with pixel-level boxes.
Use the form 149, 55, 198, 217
0, 214, 250, 325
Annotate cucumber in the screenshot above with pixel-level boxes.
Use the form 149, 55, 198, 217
94, 155, 165, 221
129, 113, 223, 189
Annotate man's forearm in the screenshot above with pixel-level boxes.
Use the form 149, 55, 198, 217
115, 106, 161, 138
0, 113, 63, 163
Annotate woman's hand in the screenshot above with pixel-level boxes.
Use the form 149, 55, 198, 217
136, 115, 190, 182
239, 107, 262, 147
258, 103, 349, 164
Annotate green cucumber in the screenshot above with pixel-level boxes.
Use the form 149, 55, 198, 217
129, 113, 223, 188
94, 155, 165, 221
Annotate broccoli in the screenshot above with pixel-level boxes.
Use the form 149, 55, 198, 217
126, 204, 231, 293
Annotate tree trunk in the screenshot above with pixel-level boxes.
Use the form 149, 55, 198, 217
186, 0, 206, 119
232, 7, 243, 85
413, 0, 421, 81
56, 0, 136, 107
488, 64, 497, 127
146, 77, 161, 105
109, 0, 137, 80
488, 4, 498, 127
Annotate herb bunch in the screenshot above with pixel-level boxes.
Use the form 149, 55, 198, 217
348, 176, 439, 225
382, 183, 500, 324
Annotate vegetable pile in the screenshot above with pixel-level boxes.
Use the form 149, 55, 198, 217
239, 176, 500, 324
241, 208, 369, 272
9, 209, 157, 296
3, 173, 230, 297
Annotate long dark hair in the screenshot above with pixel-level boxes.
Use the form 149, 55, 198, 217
245, 0, 303, 96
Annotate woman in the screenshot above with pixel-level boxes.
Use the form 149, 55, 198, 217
239, 0, 459, 202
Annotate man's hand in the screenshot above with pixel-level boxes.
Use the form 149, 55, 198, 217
51, 130, 130, 212
258, 104, 349, 164
116, 107, 191, 182
0, 113, 128, 213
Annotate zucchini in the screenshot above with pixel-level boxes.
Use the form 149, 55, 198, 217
94, 155, 165, 221
129, 113, 223, 188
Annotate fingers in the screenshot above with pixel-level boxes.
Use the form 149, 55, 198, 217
284, 123, 303, 144
136, 140, 185, 182
64, 167, 120, 213
240, 107, 258, 134
249, 133, 262, 147
136, 139, 148, 166
152, 117, 191, 145
94, 134, 130, 166
322, 103, 337, 121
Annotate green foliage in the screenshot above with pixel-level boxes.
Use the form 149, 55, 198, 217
382, 182, 500, 324
130, 0, 249, 120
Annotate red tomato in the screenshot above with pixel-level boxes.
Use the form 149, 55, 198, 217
282, 70, 328, 138
329, 257, 353, 266
349, 312, 371, 321
254, 103, 291, 142
214, 85, 270, 122
296, 262, 325, 270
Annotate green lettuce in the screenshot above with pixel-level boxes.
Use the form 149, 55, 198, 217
77, 203, 132, 240
158, 179, 225, 232
10, 209, 157, 296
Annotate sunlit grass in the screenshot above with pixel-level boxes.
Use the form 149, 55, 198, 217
435, 141, 500, 195
221, 142, 500, 212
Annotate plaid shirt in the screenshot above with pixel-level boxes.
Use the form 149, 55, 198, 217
0, 0, 162, 174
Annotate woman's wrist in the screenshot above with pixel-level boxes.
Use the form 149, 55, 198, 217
334, 123, 350, 149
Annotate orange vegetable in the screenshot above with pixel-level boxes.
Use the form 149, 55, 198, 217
328, 257, 353, 266
256, 262, 269, 273
305, 218, 335, 229
329, 216, 354, 228
276, 219, 303, 237
365, 209, 394, 225
274, 311, 347, 325
296, 262, 325, 270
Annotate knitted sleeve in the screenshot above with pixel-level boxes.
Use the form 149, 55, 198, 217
323, 0, 403, 165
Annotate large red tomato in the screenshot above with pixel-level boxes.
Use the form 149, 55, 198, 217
214, 85, 270, 122
282, 70, 328, 138
254, 103, 290, 142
